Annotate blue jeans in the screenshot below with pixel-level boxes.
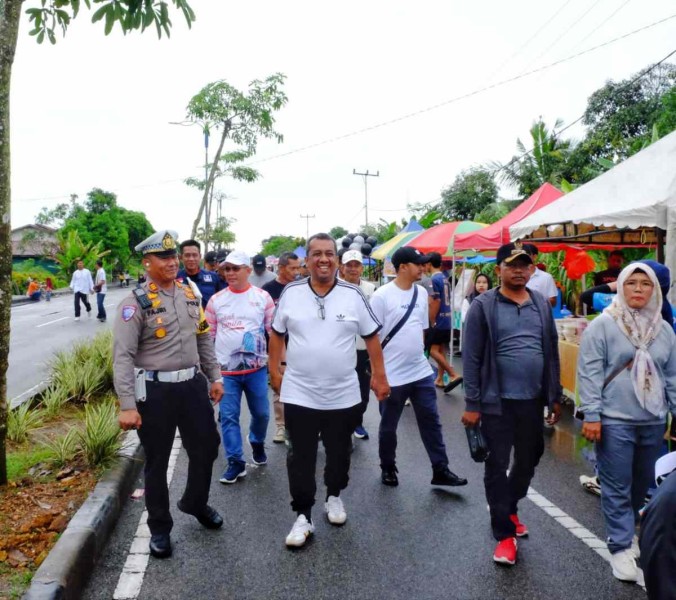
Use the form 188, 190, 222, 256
378, 374, 449, 470
96, 292, 106, 320
219, 367, 270, 463
596, 422, 665, 554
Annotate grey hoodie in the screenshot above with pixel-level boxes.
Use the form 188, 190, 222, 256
577, 313, 676, 424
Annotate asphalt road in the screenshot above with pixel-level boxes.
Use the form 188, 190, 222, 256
8, 286, 131, 406
82, 386, 647, 600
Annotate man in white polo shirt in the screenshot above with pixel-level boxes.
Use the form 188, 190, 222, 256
371, 246, 468, 489
338, 249, 376, 440
269, 233, 390, 548
524, 244, 558, 306
205, 250, 275, 485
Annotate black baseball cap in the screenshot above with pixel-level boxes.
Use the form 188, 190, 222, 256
496, 242, 533, 265
252, 254, 266, 268
392, 247, 432, 270
204, 250, 218, 264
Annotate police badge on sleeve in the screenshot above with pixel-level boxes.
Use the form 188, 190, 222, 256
122, 305, 137, 322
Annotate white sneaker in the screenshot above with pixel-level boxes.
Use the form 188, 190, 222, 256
285, 515, 314, 548
630, 534, 640, 559
610, 548, 640, 582
88, 311, 92, 318
404, 399, 412, 406
273, 426, 285, 444
325, 495, 347, 525
74, 317, 80, 321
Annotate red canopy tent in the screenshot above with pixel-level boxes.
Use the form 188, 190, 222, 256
405, 221, 486, 255
451, 183, 563, 253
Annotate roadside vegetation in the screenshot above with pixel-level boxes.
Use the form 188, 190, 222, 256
1, 331, 123, 597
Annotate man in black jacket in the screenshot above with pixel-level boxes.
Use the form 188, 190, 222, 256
461, 242, 561, 566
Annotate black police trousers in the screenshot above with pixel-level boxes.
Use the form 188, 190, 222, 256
136, 373, 220, 535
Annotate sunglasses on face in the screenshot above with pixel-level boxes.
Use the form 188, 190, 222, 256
223, 265, 243, 272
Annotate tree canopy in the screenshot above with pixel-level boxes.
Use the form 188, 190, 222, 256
36, 188, 154, 269
438, 167, 498, 221
260, 235, 305, 257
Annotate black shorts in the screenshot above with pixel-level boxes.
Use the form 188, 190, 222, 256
428, 327, 451, 347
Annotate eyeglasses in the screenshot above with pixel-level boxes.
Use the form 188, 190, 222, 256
223, 265, 243, 272
315, 296, 326, 320
623, 280, 654, 290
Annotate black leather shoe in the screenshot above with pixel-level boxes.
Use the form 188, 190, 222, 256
431, 467, 468, 487
177, 501, 223, 529
381, 466, 399, 487
444, 377, 463, 394
149, 533, 172, 558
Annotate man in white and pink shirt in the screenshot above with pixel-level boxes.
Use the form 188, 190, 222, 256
205, 250, 275, 485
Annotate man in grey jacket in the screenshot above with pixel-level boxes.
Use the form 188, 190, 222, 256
461, 242, 561, 566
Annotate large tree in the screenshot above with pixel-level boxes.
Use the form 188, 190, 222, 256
184, 75, 288, 241
438, 167, 498, 221
581, 63, 676, 161
260, 235, 304, 257
0, 0, 195, 485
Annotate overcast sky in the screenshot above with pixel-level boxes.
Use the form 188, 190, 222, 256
10, 0, 676, 255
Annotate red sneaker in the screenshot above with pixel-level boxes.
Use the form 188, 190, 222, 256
493, 537, 517, 565
510, 514, 529, 537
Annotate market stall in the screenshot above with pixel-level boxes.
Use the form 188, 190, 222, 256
509, 130, 676, 398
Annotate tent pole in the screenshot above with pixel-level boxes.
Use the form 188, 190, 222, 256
657, 227, 665, 264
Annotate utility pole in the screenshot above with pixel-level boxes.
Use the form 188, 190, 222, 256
353, 169, 379, 229
299, 213, 315, 241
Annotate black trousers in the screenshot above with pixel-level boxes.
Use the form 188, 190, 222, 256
284, 402, 361, 514
74, 291, 91, 317
480, 399, 545, 541
355, 349, 371, 427
136, 373, 220, 535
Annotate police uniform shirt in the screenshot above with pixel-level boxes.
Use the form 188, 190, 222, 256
271, 278, 381, 410
113, 278, 221, 410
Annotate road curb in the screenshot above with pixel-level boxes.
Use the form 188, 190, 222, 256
23, 432, 145, 600
12, 290, 69, 305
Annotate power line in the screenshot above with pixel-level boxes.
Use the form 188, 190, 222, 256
15, 14, 676, 206
492, 46, 676, 179
245, 13, 676, 167
561, 0, 633, 56
299, 213, 315, 240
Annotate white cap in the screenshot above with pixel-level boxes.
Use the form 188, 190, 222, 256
220, 250, 250, 267
342, 250, 363, 265
655, 451, 676, 485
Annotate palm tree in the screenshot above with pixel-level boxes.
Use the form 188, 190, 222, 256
495, 118, 572, 197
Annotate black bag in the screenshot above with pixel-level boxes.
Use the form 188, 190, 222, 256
465, 424, 489, 462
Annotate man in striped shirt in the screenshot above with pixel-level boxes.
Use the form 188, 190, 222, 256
205, 250, 275, 485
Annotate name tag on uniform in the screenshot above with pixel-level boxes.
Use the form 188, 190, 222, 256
204, 274, 212, 282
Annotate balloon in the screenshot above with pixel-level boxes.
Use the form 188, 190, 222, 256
341, 237, 352, 248
348, 233, 357, 239
349, 242, 361, 251
361, 243, 372, 256
366, 236, 378, 246
353, 235, 365, 245
358, 232, 369, 240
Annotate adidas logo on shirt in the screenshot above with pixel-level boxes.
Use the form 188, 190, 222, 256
336, 314, 346, 321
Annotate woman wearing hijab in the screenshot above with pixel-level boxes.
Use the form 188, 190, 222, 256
578, 262, 676, 583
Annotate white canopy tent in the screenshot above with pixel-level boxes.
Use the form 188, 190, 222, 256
510, 130, 676, 299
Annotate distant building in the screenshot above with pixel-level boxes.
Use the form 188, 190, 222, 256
11, 224, 58, 258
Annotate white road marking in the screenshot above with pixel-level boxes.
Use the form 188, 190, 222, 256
113, 435, 183, 600
9, 381, 46, 409
36, 316, 69, 328
527, 487, 613, 562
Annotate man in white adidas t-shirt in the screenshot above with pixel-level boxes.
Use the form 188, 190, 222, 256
370, 246, 468, 489
205, 250, 275, 485
269, 233, 390, 548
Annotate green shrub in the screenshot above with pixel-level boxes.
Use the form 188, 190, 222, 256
39, 385, 72, 419
7, 401, 46, 444
49, 331, 113, 402
78, 396, 122, 468
44, 429, 80, 467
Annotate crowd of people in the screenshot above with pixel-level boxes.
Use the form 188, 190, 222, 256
111, 231, 676, 598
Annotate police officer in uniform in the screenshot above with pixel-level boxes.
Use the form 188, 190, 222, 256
114, 230, 224, 559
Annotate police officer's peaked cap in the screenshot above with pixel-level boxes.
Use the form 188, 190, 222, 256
135, 230, 179, 257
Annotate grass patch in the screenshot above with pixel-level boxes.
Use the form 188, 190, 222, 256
6, 447, 55, 481
79, 395, 122, 469
7, 402, 45, 444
